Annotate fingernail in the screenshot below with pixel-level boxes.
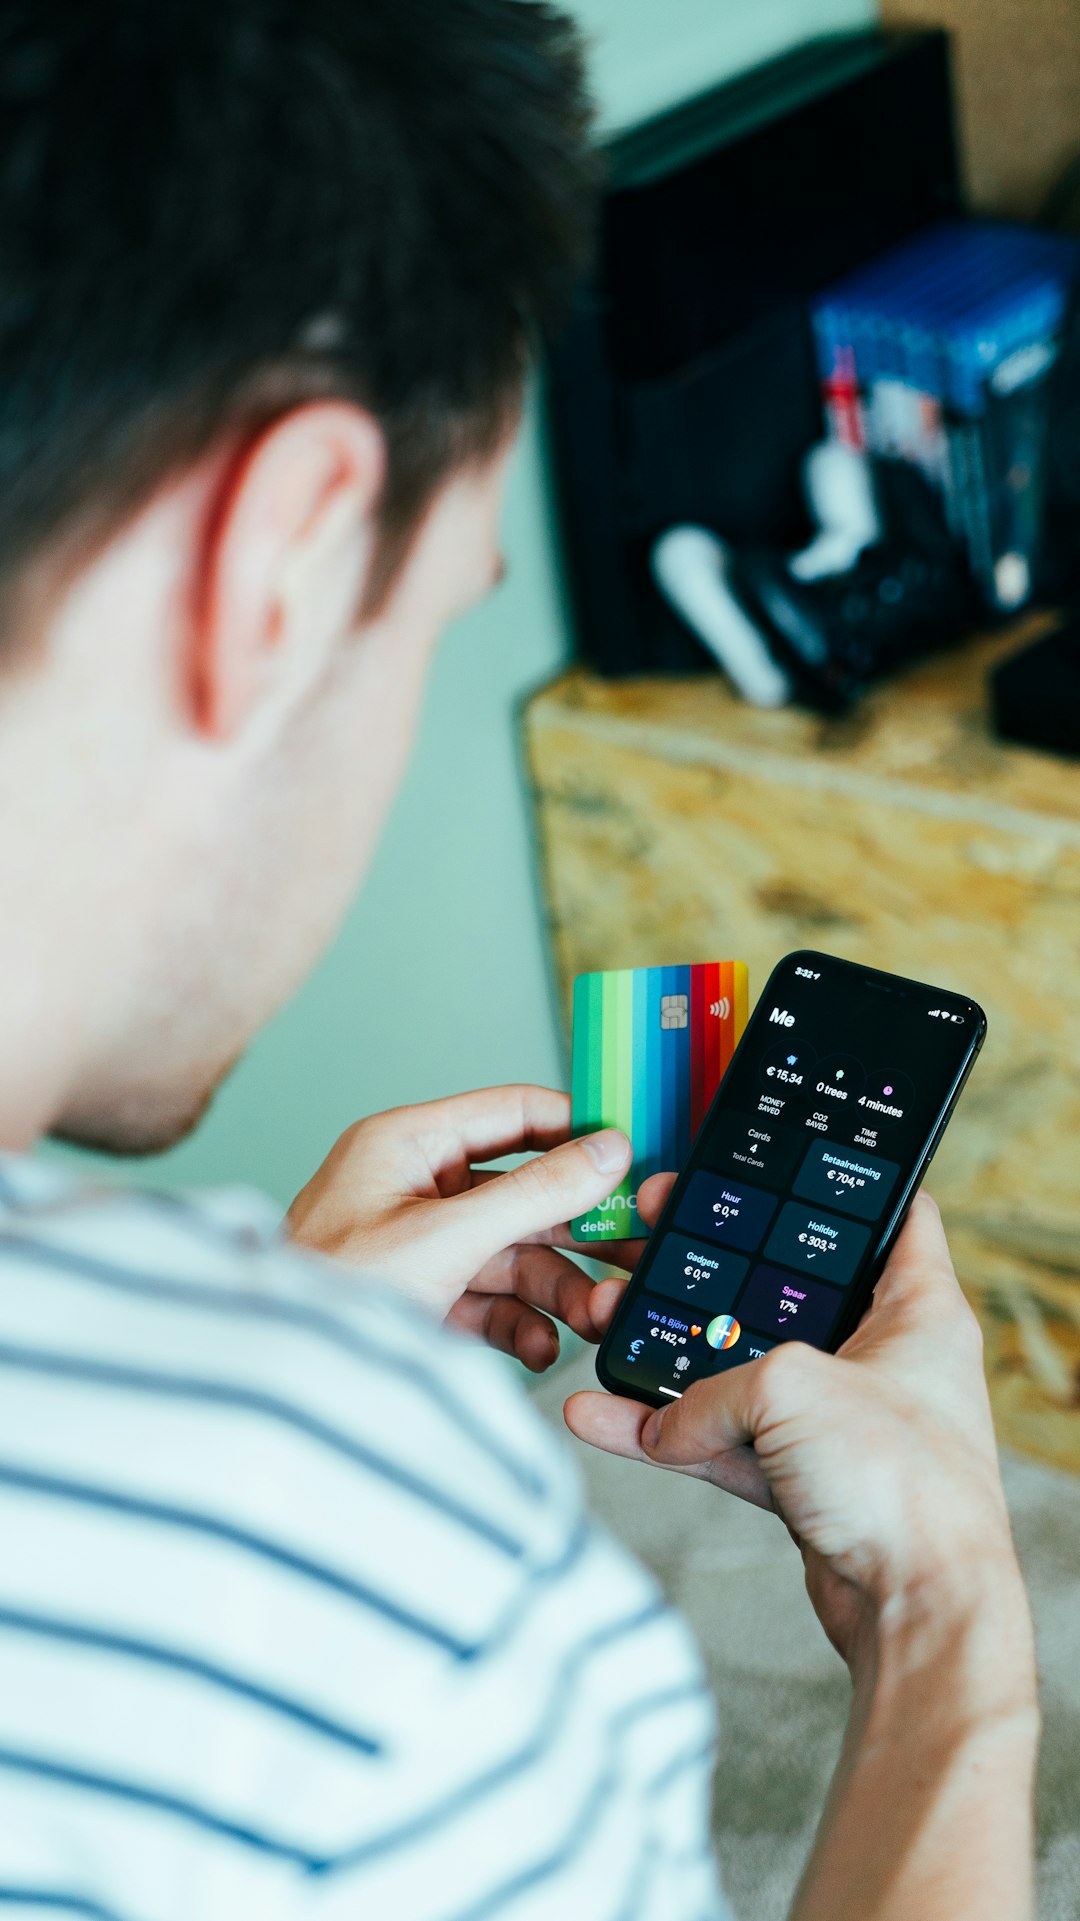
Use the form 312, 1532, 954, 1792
584, 1128, 630, 1173
641, 1411, 664, 1451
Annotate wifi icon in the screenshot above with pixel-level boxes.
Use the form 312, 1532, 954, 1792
710, 998, 731, 1020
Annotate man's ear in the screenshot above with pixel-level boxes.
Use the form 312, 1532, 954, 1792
192, 402, 385, 739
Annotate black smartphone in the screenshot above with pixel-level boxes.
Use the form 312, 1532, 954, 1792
595, 949, 986, 1407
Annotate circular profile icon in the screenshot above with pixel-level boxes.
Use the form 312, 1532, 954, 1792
705, 1314, 742, 1351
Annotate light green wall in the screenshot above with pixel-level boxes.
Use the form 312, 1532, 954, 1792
56, 0, 878, 1206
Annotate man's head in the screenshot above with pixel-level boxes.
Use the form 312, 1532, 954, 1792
0, 0, 594, 1153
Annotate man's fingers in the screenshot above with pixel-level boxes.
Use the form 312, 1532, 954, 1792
459, 1178, 647, 1273
855, 1192, 977, 1351
877, 1191, 948, 1279
524, 1218, 648, 1271
447, 1292, 561, 1372
586, 1274, 627, 1337
638, 1346, 818, 1467
469, 1167, 677, 1270
446, 1129, 632, 1267
564, 1388, 773, 1507
468, 1244, 603, 1342
636, 1171, 677, 1228
564, 1387, 653, 1459
843, 1193, 991, 1444
519, 1167, 677, 1266
564, 1389, 709, 1475
387, 1085, 573, 1167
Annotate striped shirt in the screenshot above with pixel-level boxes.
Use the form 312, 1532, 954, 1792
0, 1152, 727, 1921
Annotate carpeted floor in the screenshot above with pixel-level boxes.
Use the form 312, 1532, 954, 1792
534, 1350, 1080, 1921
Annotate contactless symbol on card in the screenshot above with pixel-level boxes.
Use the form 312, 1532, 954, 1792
570, 961, 749, 1241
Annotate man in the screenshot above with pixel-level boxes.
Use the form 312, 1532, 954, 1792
0, 3, 1038, 1918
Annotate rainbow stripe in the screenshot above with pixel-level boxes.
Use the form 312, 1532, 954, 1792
571, 960, 748, 1240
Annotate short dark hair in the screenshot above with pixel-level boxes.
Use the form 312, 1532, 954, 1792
0, 0, 596, 613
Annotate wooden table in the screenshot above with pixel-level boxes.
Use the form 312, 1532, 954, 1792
523, 619, 1080, 1474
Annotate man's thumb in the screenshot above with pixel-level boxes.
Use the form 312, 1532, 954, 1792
448, 1129, 632, 1260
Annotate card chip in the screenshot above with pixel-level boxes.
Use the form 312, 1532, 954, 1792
660, 994, 689, 1030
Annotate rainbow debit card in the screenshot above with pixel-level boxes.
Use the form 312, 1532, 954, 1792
570, 960, 749, 1242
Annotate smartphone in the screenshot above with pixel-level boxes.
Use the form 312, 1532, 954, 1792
595, 949, 986, 1407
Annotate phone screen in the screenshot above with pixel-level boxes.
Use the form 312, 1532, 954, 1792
596, 950, 986, 1406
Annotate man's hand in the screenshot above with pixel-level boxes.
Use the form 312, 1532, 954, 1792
287, 1085, 638, 1373
569, 1188, 1026, 1664
569, 1186, 1039, 1921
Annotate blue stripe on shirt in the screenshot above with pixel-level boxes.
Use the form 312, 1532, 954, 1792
440, 1679, 709, 1921
477, 1514, 590, 1659
0, 1604, 381, 1759
650, 1736, 717, 1799
0, 1889, 129, 1920
0, 1747, 315, 1870
334, 1596, 672, 1869
0, 1230, 546, 1500
0, 1674, 706, 1882
0, 1339, 524, 1559
0, 1461, 474, 1659
0, 1178, 723, 1921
